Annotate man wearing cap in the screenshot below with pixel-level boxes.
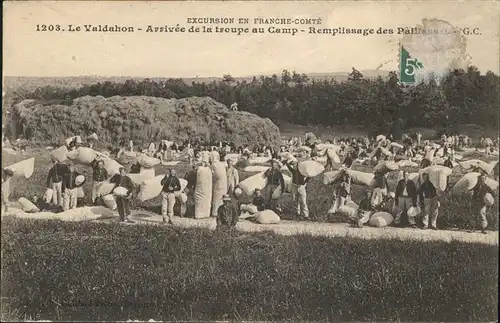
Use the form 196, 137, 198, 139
285, 159, 310, 219
61, 163, 82, 211
263, 160, 285, 210
469, 172, 495, 234
47, 159, 70, 207
90, 158, 108, 205
394, 171, 418, 227
160, 169, 181, 225
216, 194, 239, 230
110, 167, 135, 223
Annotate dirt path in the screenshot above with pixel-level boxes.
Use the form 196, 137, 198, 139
93, 210, 499, 245
5, 204, 498, 245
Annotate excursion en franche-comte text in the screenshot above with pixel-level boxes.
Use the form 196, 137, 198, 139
35, 16, 482, 36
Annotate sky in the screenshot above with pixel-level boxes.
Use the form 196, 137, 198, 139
3, 1, 499, 77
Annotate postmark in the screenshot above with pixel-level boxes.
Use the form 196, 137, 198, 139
399, 18, 471, 85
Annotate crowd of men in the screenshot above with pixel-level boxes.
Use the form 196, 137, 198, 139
2, 131, 498, 233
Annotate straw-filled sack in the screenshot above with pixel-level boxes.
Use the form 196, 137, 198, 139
5, 157, 35, 179
194, 166, 213, 219
254, 210, 281, 224
369, 212, 394, 227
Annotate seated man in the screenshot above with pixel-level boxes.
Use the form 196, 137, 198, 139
375, 192, 396, 214
349, 190, 374, 228
217, 195, 239, 230
239, 188, 266, 219
252, 188, 266, 212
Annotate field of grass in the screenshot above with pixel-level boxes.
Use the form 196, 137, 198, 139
1, 217, 498, 322
2, 124, 499, 321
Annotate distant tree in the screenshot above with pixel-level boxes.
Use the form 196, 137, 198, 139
222, 74, 235, 83
348, 68, 364, 82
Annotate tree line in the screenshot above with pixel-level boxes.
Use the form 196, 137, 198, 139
7, 66, 499, 132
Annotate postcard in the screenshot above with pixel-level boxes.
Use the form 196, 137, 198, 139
2, 1, 499, 322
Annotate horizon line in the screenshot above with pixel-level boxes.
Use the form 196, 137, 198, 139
2, 69, 393, 80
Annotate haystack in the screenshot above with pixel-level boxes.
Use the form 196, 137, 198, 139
9, 96, 281, 147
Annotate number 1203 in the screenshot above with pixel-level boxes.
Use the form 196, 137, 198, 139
36, 25, 62, 32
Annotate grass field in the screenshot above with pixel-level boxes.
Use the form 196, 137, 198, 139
1, 217, 498, 322
2, 125, 498, 321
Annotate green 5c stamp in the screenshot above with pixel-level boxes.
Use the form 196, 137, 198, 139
398, 18, 470, 85
399, 46, 424, 85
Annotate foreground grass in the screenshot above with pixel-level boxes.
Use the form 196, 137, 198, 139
1, 218, 498, 321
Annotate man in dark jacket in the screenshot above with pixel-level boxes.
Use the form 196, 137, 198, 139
130, 162, 142, 174
47, 159, 69, 207
185, 165, 197, 193
61, 163, 81, 211
263, 160, 285, 210
90, 158, 108, 204
470, 172, 496, 234
160, 169, 181, 224
394, 171, 418, 227
285, 159, 310, 219
418, 173, 439, 230
110, 167, 135, 223
342, 151, 354, 169
216, 194, 239, 230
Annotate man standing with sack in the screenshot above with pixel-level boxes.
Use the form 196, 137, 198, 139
110, 167, 135, 223
418, 173, 440, 230
263, 160, 285, 210
470, 172, 496, 234
160, 169, 181, 225
47, 158, 69, 207
285, 159, 310, 220
226, 159, 239, 196
90, 158, 108, 204
328, 172, 351, 215
394, 171, 418, 227
61, 163, 82, 211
